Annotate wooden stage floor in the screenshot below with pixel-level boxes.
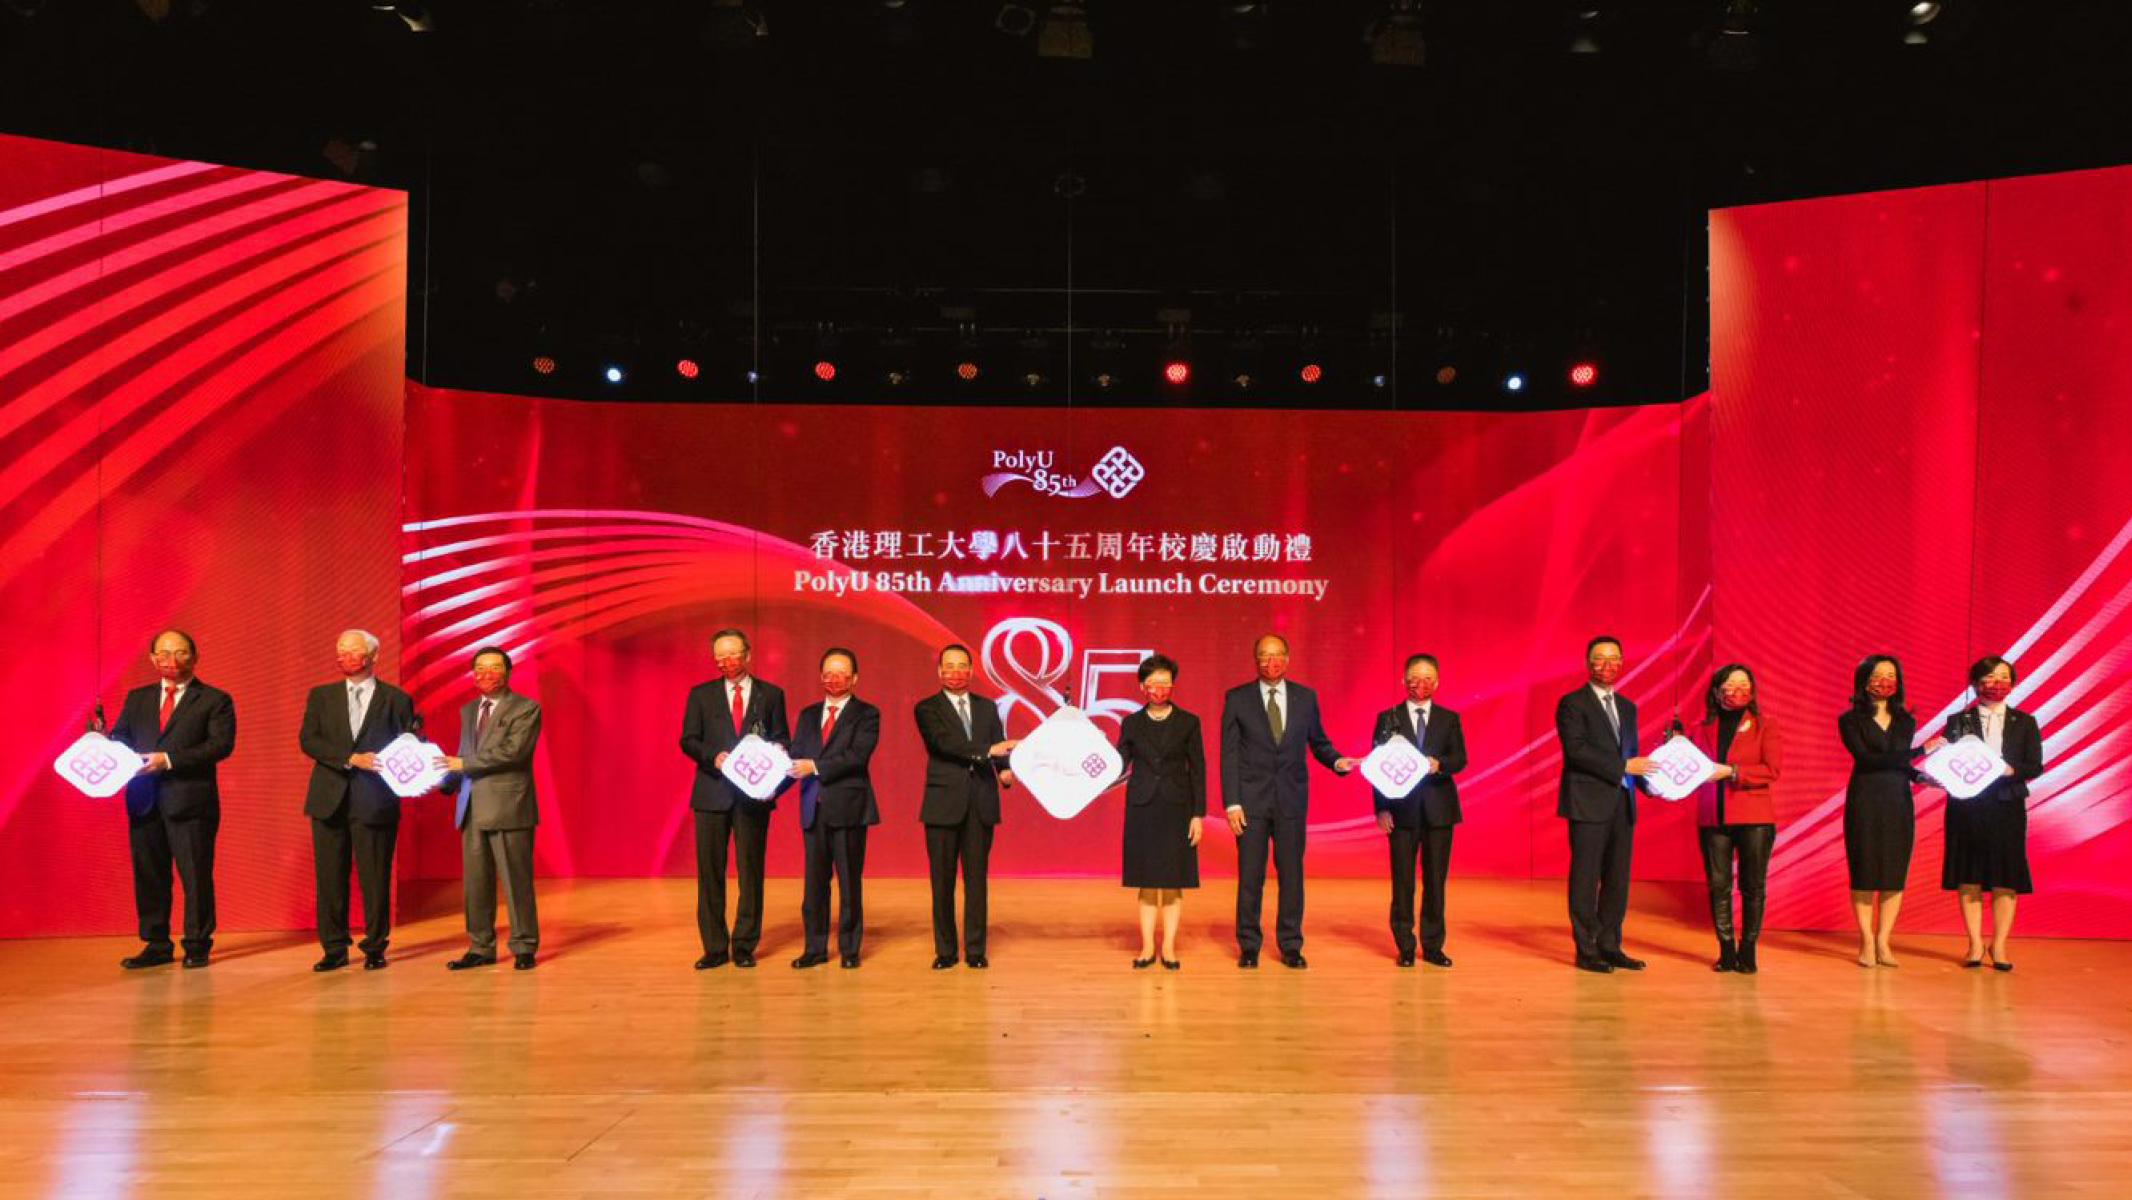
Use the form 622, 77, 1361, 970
2, 876, 2129, 1199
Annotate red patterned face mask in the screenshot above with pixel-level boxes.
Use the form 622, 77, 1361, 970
1867, 677, 1899, 700
1719, 685, 1753, 710
1976, 680, 2013, 704
1142, 684, 1173, 705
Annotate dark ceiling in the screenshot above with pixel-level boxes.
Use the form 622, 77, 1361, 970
5, 0, 2130, 409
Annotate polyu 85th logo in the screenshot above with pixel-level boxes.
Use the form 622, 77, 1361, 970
981, 446, 1144, 500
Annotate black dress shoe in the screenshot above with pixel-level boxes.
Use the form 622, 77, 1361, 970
840, 955, 860, 969
1132, 957, 1154, 970
1992, 960, 2013, 973
1281, 953, 1308, 969
513, 953, 536, 971
932, 955, 957, 970
313, 952, 349, 973
181, 953, 210, 970
1396, 952, 1416, 968
121, 949, 174, 970
967, 955, 989, 969
1238, 951, 1259, 969
1423, 950, 1454, 968
1574, 954, 1615, 973
695, 951, 729, 970
733, 951, 756, 969
1602, 951, 1647, 971
446, 952, 496, 971
1161, 958, 1180, 971
791, 952, 829, 969
363, 952, 389, 971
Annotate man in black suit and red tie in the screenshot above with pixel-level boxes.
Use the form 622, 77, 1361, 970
1370, 653, 1468, 968
1556, 635, 1656, 974
679, 628, 790, 969
107, 628, 237, 970
297, 629, 416, 972
786, 647, 881, 970
914, 643, 1017, 969
1220, 633, 1357, 970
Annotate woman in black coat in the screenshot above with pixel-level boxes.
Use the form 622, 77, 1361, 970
1838, 654, 1925, 969
1116, 654, 1208, 970
1925, 655, 2045, 971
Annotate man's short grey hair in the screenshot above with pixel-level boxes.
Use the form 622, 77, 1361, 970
340, 629, 382, 658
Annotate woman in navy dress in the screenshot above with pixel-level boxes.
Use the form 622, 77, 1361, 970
1838, 654, 1924, 968
1116, 654, 1207, 970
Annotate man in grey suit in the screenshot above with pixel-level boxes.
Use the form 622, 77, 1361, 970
438, 645, 544, 971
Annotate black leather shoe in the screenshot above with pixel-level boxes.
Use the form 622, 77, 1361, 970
1161, 958, 1180, 971
313, 952, 349, 973
932, 955, 957, 970
446, 952, 496, 971
840, 955, 860, 969
733, 951, 756, 969
363, 952, 388, 971
967, 955, 989, 969
1736, 940, 1759, 975
1281, 953, 1308, 969
121, 948, 174, 970
791, 952, 829, 969
1574, 954, 1615, 973
1238, 951, 1259, 969
1396, 952, 1417, 968
513, 954, 536, 971
1423, 950, 1454, 968
1602, 951, 1647, 971
695, 951, 729, 970
1132, 957, 1154, 970
181, 953, 210, 970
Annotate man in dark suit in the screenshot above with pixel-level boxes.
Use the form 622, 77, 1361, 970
678, 628, 791, 969
1556, 635, 1655, 973
297, 629, 416, 972
108, 628, 237, 970
439, 646, 544, 971
1220, 633, 1356, 969
786, 647, 880, 970
914, 643, 1018, 969
1370, 653, 1468, 968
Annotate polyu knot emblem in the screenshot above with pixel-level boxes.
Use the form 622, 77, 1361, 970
980, 445, 1145, 499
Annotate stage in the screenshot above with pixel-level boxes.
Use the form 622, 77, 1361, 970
2, 877, 2128, 1198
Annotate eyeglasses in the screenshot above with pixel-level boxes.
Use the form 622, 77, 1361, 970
149, 650, 193, 662
1255, 652, 1289, 662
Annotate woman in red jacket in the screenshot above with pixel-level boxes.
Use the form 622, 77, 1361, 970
1689, 663, 1783, 974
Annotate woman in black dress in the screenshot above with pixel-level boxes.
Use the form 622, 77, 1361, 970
1925, 655, 2044, 971
1838, 654, 1924, 968
1116, 654, 1207, 969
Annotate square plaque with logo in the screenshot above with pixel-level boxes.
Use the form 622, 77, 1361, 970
1008, 706, 1124, 820
1919, 734, 2008, 801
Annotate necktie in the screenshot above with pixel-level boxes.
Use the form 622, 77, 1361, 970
159, 684, 177, 732
1266, 687, 1284, 742
1602, 691, 1619, 738
349, 685, 364, 737
955, 695, 972, 738
822, 704, 840, 742
731, 683, 746, 735
475, 698, 493, 749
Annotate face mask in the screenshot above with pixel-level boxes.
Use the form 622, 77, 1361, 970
716, 657, 748, 682
1590, 659, 1623, 686
1867, 677, 1898, 700
1142, 683, 1174, 705
821, 673, 854, 699
337, 652, 371, 678
939, 666, 973, 692
155, 658, 189, 682
1976, 680, 2013, 704
1407, 677, 1437, 704
1719, 685, 1753, 710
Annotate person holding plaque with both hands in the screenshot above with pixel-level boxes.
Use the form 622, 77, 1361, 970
1114, 654, 1208, 970
1370, 654, 1466, 969
678, 628, 791, 971
1923, 655, 2044, 972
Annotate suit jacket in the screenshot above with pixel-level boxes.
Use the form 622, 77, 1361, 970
679, 676, 792, 812
1117, 706, 1209, 813
298, 678, 416, 825
1944, 705, 2045, 805
1218, 679, 1345, 821
1370, 702, 1467, 828
915, 690, 1009, 827
1555, 684, 1643, 824
109, 678, 237, 819
447, 689, 542, 831
1688, 711, 1783, 827
791, 696, 882, 830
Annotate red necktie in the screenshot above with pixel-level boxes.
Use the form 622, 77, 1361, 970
475, 698, 493, 748
731, 683, 746, 735
158, 684, 177, 732
821, 704, 840, 743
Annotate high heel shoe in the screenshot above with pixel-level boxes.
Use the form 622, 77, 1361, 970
1132, 957, 1154, 970
1161, 958, 1180, 971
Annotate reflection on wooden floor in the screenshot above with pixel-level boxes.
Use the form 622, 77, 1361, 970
2, 876, 2129, 1198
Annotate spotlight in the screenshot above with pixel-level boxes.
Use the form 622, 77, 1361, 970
814, 360, 838, 382
1434, 366, 1457, 385
1370, 373, 1389, 389
676, 358, 701, 380
744, 368, 762, 385
1903, 0, 1942, 44
1569, 362, 1599, 387
1095, 372, 1119, 390
1504, 373, 1526, 393
887, 369, 910, 387
1299, 363, 1324, 384
1567, 6, 1606, 54
1232, 373, 1255, 391
604, 365, 625, 384
1037, 2, 1092, 59
1163, 361, 1192, 386
531, 355, 557, 376
956, 361, 980, 382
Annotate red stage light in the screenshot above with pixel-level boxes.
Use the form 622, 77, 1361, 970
676, 358, 700, 379
814, 360, 837, 382
1569, 362, 1599, 387
1163, 361, 1191, 386
956, 361, 980, 381
531, 355, 556, 375
1299, 363, 1323, 384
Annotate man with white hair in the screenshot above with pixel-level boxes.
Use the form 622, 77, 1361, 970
297, 629, 417, 971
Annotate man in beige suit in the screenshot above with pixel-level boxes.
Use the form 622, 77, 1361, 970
439, 646, 544, 971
